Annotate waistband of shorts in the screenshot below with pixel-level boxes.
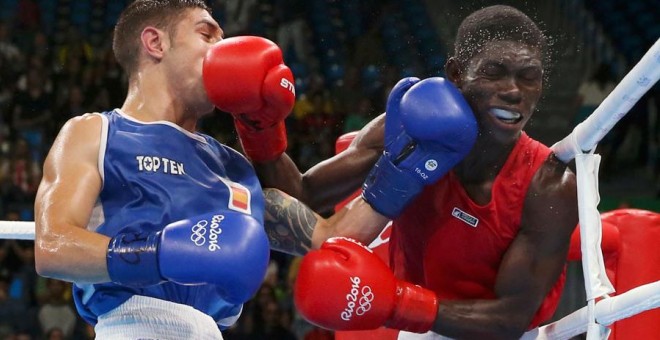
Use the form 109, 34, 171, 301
101, 294, 215, 326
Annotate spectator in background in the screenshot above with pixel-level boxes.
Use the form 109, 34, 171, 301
37, 279, 77, 339
219, 0, 258, 37
96, 48, 125, 106
56, 27, 93, 72
292, 73, 334, 121
0, 112, 9, 161
12, 69, 53, 161
0, 56, 15, 117
575, 63, 616, 125
330, 66, 362, 116
0, 272, 15, 338
16, 0, 41, 34
0, 211, 39, 338
54, 85, 87, 133
343, 97, 374, 133
26, 30, 51, 63
16, 55, 52, 94
0, 139, 42, 212
262, 261, 287, 302
234, 283, 296, 340
0, 22, 22, 67
350, 7, 388, 70
274, 0, 309, 65
44, 327, 64, 340
255, 300, 296, 340
53, 51, 86, 108
293, 92, 337, 170
601, 91, 653, 177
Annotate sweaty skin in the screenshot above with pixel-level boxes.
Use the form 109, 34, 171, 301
256, 114, 385, 213
262, 40, 578, 339
34, 8, 225, 284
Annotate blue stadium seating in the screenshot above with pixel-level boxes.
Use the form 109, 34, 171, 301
584, 0, 659, 64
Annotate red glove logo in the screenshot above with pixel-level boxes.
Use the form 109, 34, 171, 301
341, 276, 375, 321
279, 78, 295, 95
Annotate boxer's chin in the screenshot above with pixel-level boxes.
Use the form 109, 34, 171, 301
200, 103, 215, 116
192, 99, 215, 117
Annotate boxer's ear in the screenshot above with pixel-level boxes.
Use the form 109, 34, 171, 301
445, 57, 463, 88
141, 26, 168, 61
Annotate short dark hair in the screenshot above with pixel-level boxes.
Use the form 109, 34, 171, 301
112, 0, 210, 76
453, 5, 546, 64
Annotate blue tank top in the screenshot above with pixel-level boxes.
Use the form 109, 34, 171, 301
73, 109, 264, 329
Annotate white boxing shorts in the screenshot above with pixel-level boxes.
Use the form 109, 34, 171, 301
94, 295, 225, 340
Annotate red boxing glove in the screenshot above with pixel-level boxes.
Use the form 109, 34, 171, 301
203, 36, 295, 162
294, 237, 438, 333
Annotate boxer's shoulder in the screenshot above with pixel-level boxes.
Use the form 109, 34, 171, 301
55, 113, 104, 157
523, 155, 578, 228
531, 155, 577, 193
65, 112, 104, 128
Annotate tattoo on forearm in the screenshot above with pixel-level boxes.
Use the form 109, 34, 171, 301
263, 188, 317, 256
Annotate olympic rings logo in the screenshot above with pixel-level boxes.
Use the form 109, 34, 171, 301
190, 220, 208, 246
356, 286, 374, 315
340, 276, 375, 321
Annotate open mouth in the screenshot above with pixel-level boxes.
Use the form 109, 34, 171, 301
490, 108, 522, 124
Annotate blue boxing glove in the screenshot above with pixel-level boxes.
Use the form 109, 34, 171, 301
362, 77, 478, 218
106, 211, 270, 304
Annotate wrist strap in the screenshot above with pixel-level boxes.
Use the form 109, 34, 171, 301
106, 232, 163, 287
361, 155, 425, 218
387, 281, 438, 333
235, 120, 287, 162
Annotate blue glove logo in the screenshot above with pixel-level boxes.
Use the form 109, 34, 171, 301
425, 159, 438, 171
189, 216, 225, 251
190, 220, 208, 246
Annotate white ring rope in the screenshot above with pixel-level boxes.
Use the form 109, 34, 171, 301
548, 38, 660, 340
0, 220, 36, 240
552, 38, 660, 163
521, 280, 660, 340
0, 39, 658, 340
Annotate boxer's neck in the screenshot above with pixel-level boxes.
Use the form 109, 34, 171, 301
121, 70, 199, 132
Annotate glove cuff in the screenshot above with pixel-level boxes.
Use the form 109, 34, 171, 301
235, 120, 287, 162
107, 232, 163, 287
387, 281, 438, 333
362, 155, 425, 219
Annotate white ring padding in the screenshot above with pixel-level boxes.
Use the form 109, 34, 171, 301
521, 280, 660, 340
0, 221, 36, 240
552, 38, 660, 163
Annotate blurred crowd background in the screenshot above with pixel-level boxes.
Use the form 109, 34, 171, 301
0, 0, 657, 339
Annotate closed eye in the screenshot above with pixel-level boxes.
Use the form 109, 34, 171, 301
196, 20, 223, 42
518, 67, 543, 82
480, 63, 506, 78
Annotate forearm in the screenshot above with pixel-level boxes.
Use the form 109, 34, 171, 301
254, 153, 304, 201
302, 152, 379, 212
320, 197, 390, 246
256, 151, 377, 213
431, 299, 531, 339
258, 116, 384, 213
263, 189, 388, 256
35, 222, 111, 284
263, 188, 315, 256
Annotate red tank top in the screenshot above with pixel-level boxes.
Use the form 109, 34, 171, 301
390, 132, 565, 328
